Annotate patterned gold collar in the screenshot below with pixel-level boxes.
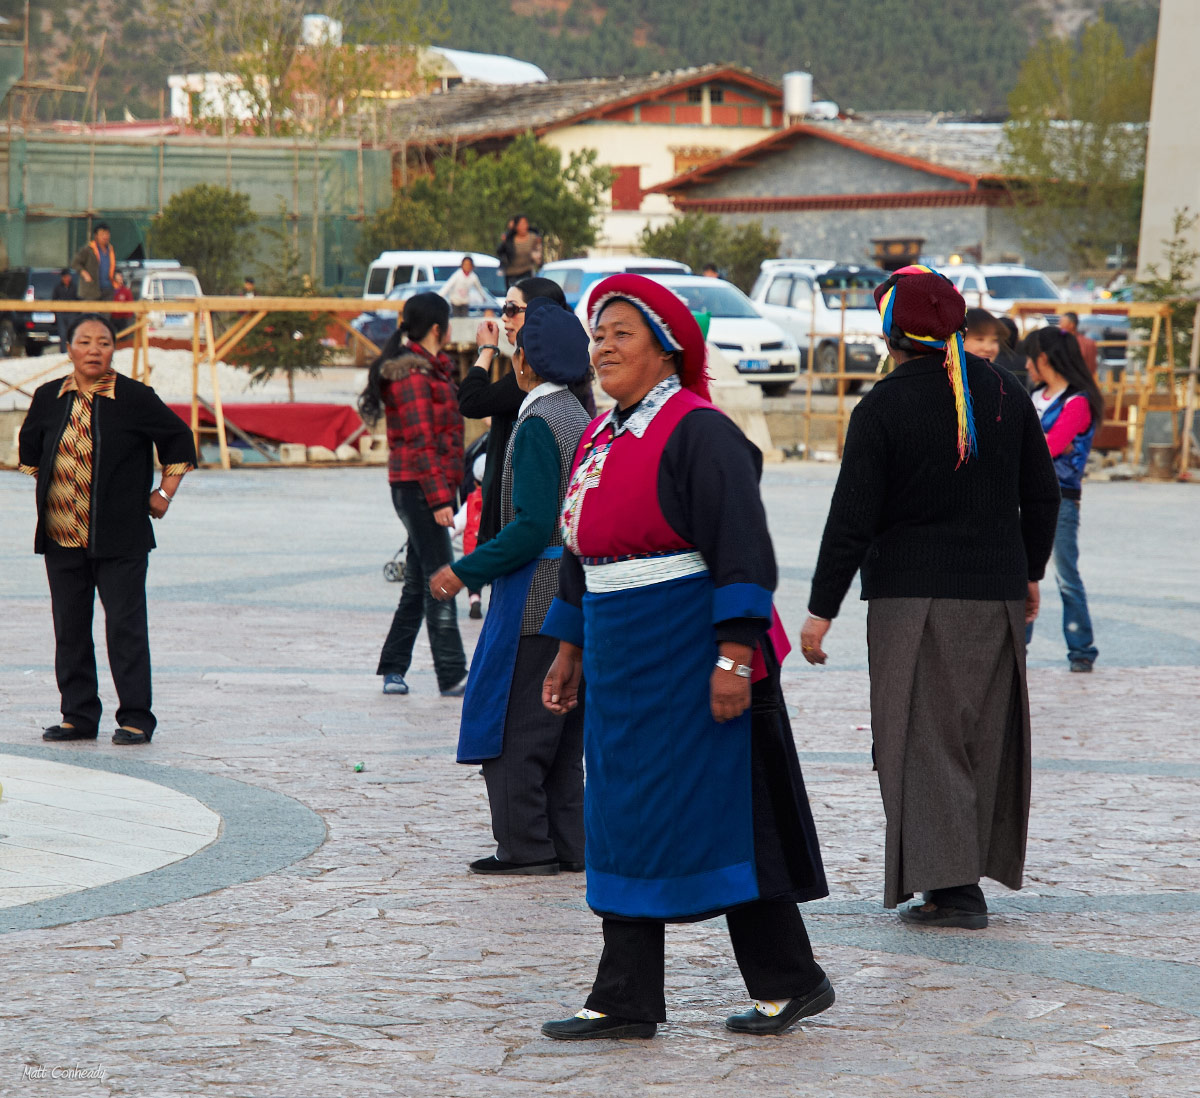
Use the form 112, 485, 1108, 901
59, 370, 117, 399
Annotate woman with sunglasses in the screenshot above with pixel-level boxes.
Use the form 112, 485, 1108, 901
457, 277, 596, 552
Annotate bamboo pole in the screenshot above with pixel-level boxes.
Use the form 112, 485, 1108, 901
1180, 302, 1200, 479
190, 311, 201, 458
202, 307, 230, 470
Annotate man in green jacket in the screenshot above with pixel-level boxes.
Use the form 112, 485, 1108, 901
71, 223, 117, 302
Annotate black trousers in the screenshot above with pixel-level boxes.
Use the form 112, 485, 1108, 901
584, 901, 826, 1023
481, 634, 584, 864
377, 482, 468, 691
44, 544, 154, 735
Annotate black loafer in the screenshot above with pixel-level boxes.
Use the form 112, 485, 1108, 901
42, 724, 98, 741
469, 856, 559, 876
112, 727, 153, 746
725, 976, 835, 1034
542, 1014, 657, 1041
559, 860, 585, 872
898, 901, 987, 929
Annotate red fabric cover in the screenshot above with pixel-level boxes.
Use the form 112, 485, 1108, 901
584, 273, 712, 400
873, 267, 966, 341
166, 402, 364, 451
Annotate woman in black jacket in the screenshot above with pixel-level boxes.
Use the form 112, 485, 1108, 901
18, 314, 196, 745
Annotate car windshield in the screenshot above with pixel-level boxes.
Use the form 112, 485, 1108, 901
984, 274, 1058, 300
817, 270, 886, 309
366, 267, 390, 294
30, 271, 61, 297
665, 282, 759, 318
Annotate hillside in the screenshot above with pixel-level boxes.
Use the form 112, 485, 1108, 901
10, 0, 1160, 122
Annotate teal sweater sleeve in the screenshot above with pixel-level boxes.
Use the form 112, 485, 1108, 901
451, 415, 559, 590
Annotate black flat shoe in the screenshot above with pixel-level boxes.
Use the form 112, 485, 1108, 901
42, 724, 98, 742
112, 727, 153, 746
725, 976, 835, 1035
558, 860, 585, 873
898, 901, 987, 929
469, 856, 559, 876
542, 1013, 657, 1041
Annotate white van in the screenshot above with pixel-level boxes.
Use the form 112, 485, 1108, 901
123, 263, 204, 339
362, 251, 504, 300
540, 255, 692, 309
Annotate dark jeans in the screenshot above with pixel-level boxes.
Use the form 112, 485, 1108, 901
56, 315, 71, 350
450, 303, 469, 318
44, 544, 154, 735
1026, 496, 1098, 664
584, 902, 826, 1023
376, 482, 467, 690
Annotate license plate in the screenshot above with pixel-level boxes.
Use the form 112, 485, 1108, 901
32, 312, 54, 322
164, 313, 186, 325
739, 358, 770, 372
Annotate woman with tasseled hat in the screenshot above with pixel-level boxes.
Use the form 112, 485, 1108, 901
801, 264, 1060, 929
431, 296, 592, 877
537, 274, 831, 1041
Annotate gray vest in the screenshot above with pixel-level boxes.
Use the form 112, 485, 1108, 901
501, 388, 590, 635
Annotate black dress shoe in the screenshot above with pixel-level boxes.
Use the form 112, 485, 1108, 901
725, 976, 835, 1035
112, 727, 153, 746
42, 724, 98, 742
558, 860, 585, 872
542, 1013, 657, 1041
898, 901, 987, 929
469, 856, 559, 876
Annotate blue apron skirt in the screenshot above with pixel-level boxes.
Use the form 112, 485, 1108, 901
581, 571, 758, 919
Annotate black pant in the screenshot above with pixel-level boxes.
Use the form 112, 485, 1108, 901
376, 482, 468, 691
44, 544, 154, 735
481, 634, 584, 863
584, 902, 826, 1023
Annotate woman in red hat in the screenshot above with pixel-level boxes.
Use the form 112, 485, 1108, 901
538, 274, 831, 1041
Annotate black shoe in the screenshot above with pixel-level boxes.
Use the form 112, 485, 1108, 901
469, 601, 483, 620
542, 1013, 657, 1041
724, 976, 835, 1035
440, 674, 469, 698
1069, 659, 1094, 673
42, 724, 98, 742
898, 900, 987, 929
559, 860, 585, 873
112, 727, 153, 746
469, 856, 560, 876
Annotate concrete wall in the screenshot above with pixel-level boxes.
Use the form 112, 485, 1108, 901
1137, 0, 1199, 281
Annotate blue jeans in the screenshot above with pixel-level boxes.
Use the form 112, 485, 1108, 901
1027, 496, 1098, 665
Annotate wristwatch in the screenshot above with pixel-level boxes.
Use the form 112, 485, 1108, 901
715, 656, 752, 679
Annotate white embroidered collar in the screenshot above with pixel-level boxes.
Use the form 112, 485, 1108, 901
599, 374, 681, 439
518, 381, 568, 418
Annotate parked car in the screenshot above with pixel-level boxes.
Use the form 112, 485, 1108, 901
576, 273, 800, 396
362, 251, 505, 300
0, 266, 67, 357
540, 256, 692, 308
1076, 312, 1130, 381
749, 262, 889, 393
351, 280, 503, 356
122, 262, 204, 339
945, 263, 1063, 318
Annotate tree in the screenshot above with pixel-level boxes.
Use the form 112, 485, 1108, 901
146, 184, 255, 295
1001, 17, 1155, 272
358, 133, 612, 265
1136, 207, 1200, 376
639, 213, 779, 293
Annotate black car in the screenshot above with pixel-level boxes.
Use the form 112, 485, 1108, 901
0, 267, 69, 357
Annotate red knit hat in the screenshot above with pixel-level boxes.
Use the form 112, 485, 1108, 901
585, 273, 712, 400
872, 265, 966, 343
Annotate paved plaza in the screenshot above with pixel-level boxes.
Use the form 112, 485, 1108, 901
0, 463, 1198, 1097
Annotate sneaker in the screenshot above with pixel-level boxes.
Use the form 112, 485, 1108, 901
439, 674, 468, 698
1069, 660, 1094, 673
382, 673, 409, 695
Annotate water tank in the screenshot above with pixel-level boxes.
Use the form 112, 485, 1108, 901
782, 71, 813, 120
301, 14, 343, 46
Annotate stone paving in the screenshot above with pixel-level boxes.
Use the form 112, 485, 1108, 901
0, 465, 1198, 1097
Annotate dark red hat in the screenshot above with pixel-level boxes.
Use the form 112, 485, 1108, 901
585, 273, 711, 400
873, 265, 966, 344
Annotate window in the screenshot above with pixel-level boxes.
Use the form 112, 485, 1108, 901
710, 87, 724, 104
610, 165, 642, 212
367, 267, 390, 294
765, 277, 792, 306
687, 87, 703, 103
391, 264, 414, 287
790, 278, 815, 308
562, 269, 583, 294
984, 274, 1059, 300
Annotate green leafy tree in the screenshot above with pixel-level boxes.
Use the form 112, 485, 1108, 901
1001, 17, 1155, 272
639, 213, 779, 292
358, 133, 612, 265
146, 184, 255, 295
236, 209, 333, 401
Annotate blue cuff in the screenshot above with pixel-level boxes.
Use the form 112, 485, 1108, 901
712, 582, 773, 625
541, 597, 584, 648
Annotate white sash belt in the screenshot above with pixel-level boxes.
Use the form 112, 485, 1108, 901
582, 550, 708, 593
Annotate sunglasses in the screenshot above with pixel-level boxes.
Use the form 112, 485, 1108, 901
500, 302, 526, 319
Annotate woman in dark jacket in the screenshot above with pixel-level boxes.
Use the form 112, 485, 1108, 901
18, 314, 196, 745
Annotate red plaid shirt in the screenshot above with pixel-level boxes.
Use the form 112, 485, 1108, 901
384, 343, 463, 509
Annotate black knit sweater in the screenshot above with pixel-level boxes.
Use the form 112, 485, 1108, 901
808, 352, 1060, 620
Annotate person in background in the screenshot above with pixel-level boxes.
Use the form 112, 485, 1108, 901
802, 265, 1060, 930
1024, 326, 1104, 673
962, 307, 1003, 362
359, 293, 469, 698
1060, 312, 1099, 376
701, 263, 720, 278
71, 223, 117, 302
439, 256, 489, 318
430, 297, 592, 877
52, 268, 77, 351
458, 278, 594, 551
498, 215, 543, 288
994, 315, 1029, 388
457, 448, 487, 619
111, 271, 135, 334
17, 314, 196, 746
243, 277, 256, 297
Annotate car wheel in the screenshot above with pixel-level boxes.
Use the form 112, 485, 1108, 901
813, 343, 862, 394
762, 381, 794, 397
0, 320, 15, 358
25, 340, 44, 358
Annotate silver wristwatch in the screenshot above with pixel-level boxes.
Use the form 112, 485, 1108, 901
715, 656, 752, 679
